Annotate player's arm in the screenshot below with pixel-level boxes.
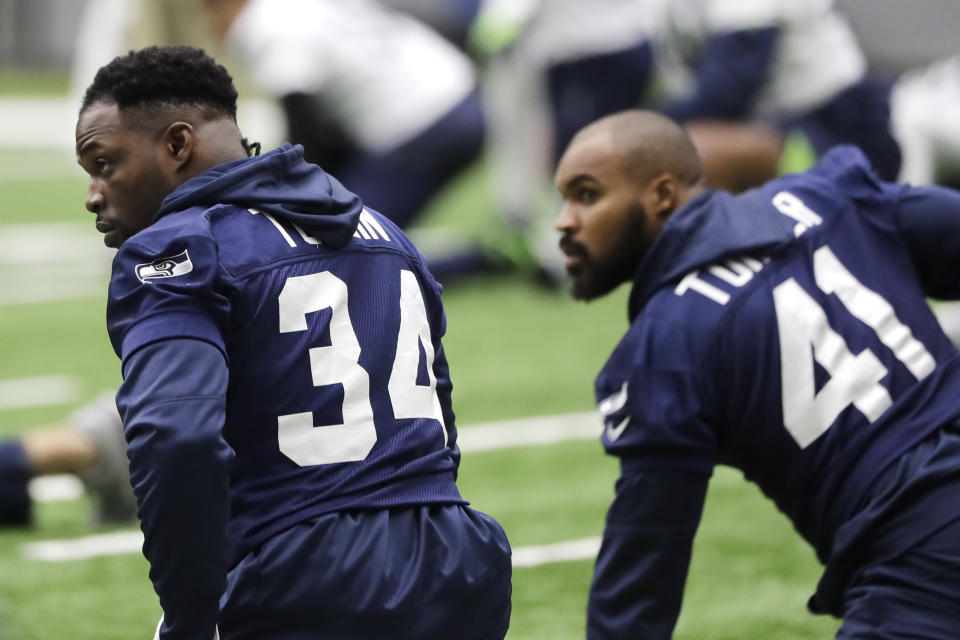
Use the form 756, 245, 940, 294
663, 26, 780, 122
895, 184, 960, 299
118, 337, 232, 640
587, 464, 709, 640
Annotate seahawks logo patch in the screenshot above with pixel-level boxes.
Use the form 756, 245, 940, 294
135, 250, 193, 283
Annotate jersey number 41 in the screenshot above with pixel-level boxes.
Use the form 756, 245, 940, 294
773, 245, 935, 448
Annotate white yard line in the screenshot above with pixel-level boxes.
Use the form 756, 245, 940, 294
0, 97, 284, 154
513, 537, 601, 568
0, 375, 82, 410
28, 475, 85, 503
0, 222, 112, 306
457, 411, 599, 452
22, 530, 144, 562
23, 411, 604, 563
23, 531, 602, 567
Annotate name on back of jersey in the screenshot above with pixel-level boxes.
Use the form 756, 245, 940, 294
673, 190, 824, 306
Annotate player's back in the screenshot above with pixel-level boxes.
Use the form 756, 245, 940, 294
109, 145, 464, 565
710, 170, 960, 555
600, 146, 960, 563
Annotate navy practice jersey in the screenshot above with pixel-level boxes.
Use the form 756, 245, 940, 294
588, 146, 960, 638
108, 145, 464, 570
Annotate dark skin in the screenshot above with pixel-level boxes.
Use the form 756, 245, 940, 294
554, 110, 705, 300
76, 101, 248, 248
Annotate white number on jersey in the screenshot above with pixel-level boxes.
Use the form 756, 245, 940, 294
773, 246, 935, 448
277, 269, 446, 466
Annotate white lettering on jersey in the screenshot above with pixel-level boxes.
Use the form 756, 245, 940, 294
251, 207, 393, 247
773, 245, 935, 448
772, 191, 823, 237
674, 257, 767, 305
353, 209, 392, 242
135, 250, 193, 283
293, 223, 321, 246
249, 208, 297, 247
597, 381, 630, 441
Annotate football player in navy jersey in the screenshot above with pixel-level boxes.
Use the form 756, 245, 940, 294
75, 46, 511, 640
554, 109, 960, 639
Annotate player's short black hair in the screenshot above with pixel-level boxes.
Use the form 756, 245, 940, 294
81, 45, 238, 119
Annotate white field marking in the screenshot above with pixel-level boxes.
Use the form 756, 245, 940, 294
456, 411, 600, 452
22, 530, 144, 562
0, 98, 77, 149
23, 531, 603, 568
21, 412, 605, 562
513, 537, 602, 568
0, 223, 109, 265
0, 375, 82, 410
0, 96, 284, 153
29, 475, 85, 502
0, 280, 106, 306
0, 222, 112, 306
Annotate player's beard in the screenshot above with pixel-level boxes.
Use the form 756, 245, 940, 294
571, 201, 652, 301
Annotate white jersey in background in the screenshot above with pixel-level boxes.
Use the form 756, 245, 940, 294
659, 0, 867, 118
476, 0, 658, 280
892, 55, 960, 186
227, 0, 476, 153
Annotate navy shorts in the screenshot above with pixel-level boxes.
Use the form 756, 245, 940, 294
837, 515, 960, 639
218, 504, 512, 640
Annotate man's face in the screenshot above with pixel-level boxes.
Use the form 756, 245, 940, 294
76, 102, 174, 248
555, 133, 657, 301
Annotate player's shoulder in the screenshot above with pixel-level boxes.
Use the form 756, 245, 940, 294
644, 251, 772, 331
349, 208, 435, 270
111, 207, 217, 283
128, 205, 216, 250
771, 146, 893, 208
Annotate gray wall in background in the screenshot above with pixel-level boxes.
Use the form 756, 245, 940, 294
0, 0, 89, 66
837, 0, 960, 74
0, 0, 958, 73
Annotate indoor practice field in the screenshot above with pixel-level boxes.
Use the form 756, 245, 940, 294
0, 97, 841, 639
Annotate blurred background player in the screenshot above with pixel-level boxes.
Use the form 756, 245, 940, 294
653, 0, 902, 190
379, 0, 481, 50
0, 392, 135, 526
71, 0, 221, 103
469, 0, 659, 282
206, 0, 484, 234
887, 54, 960, 345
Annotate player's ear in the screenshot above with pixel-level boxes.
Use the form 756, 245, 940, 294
162, 121, 195, 170
645, 173, 680, 223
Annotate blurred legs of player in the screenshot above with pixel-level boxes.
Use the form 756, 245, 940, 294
789, 77, 902, 182
483, 41, 655, 286
218, 505, 512, 640
0, 391, 136, 526
335, 91, 486, 230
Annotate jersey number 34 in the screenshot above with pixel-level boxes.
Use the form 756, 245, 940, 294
773, 245, 935, 448
276, 270, 445, 466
